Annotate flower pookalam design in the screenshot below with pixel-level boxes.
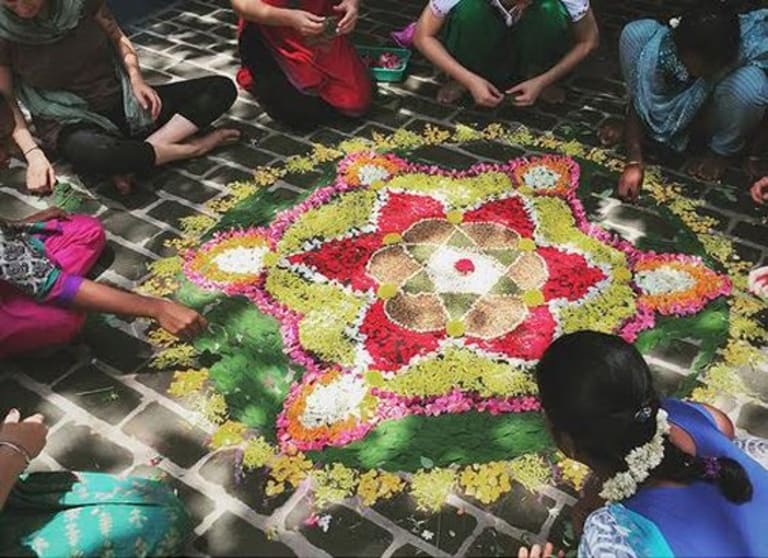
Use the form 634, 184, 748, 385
185, 152, 730, 453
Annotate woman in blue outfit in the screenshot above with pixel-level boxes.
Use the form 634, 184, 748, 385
527, 331, 768, 557
0, 408, 192, 556
602, 3, 768, 201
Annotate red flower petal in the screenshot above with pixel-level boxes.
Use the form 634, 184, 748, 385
466, 306, 556, 361
376, 192, 446, 233
288, 233, 382, 291
359, 300, 443, 371
464, 197, 535, 237
538, 247, 606, 301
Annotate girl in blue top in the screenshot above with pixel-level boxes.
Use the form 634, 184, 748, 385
533, 331, 768, 557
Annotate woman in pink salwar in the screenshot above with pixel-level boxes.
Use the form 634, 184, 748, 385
0, 206, 207, 359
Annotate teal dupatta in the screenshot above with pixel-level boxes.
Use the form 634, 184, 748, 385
0, 0, 153, 136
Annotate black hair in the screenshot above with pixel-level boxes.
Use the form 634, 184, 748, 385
536, 331, 752, 503
672, 1, 741, 71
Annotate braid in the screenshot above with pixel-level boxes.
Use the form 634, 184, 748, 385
654, 440, 753, 503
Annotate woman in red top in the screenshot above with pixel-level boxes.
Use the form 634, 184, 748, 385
233, 0, 373, 129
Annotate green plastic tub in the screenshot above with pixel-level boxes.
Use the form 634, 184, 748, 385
357, 46, 412, 82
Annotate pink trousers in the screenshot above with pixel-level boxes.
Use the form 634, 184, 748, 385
0, 215, 106, 359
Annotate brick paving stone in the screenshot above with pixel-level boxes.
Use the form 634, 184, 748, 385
308, 128, 350, 146
488, 483, 553, 535
152, 170, 221, 203
205, 165, 256, 188
649, 364, 687, 398
390, 544, 431, 557
174, 155, 222, 178
737, 403, 768, 439
9, 351, 79, 385
122, 402, 209, 468
373, 494, 477, 555
134, 368, 177, 398
100, 209, 164, 244
102, 240, 153, 281
732, 241, 764, 266
194, 511, 296, 557
0, 378, 65, 424
467, 528, 525, 557
148, 200, 204, 226
286, 504, 393, 558
260, 134, 314, 157
46, 421, 134, 473
54, 364, 143, 425
737, 366, 768, 405
81, 318, 153, 372
0, 190, 36, 220
731, 221, 768, 249
145, 230, 183, 258
212, 144, 275, 169
647, 339, 702, 372
199, 449, 292, 514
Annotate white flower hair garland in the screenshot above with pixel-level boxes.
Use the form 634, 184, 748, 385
599, 408, 671, 502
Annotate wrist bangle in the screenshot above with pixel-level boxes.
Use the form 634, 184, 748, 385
23, 146, 42, 157
625, 160, 643, 167
0, 441, 31, 467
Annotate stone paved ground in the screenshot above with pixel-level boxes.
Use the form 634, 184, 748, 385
1, 0, 767, 556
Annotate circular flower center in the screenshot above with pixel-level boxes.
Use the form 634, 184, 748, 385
454, 258, 475, 275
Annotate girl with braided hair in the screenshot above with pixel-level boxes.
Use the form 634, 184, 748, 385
533, 331, 767, 557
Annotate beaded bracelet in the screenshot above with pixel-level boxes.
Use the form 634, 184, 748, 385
0, 440, 31, 466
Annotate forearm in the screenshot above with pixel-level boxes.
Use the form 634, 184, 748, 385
231, 0, 294, 26
624, 102, 645, 163
95, 4, 142, 81
71, 279, 161, 320
0, 449, 26, 510
414, 34, 476, 87
536, 40, 595, 88
2, 94, 37, 155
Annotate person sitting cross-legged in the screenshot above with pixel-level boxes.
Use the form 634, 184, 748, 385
0, 0, 240, 195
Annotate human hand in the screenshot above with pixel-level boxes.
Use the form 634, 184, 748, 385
25, 150, 56, 195
618, 163, 644, 202
0, 409, 48, 464
289, 10, 326, 36
152, 299, 209, 339
507, 77, 545, 107
333, 0, 359, 34
518, 542, 564, 558
750, 176, 768, 205
467, 76, 504, 108
18, 207, 70, 224
131, 78, 162, 121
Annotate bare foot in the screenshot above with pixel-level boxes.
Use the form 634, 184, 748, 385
188, 128, 241, 156
112, 174, 136, 195
540, 84, 566, 105
437, 80, 466, 105
687, 151, 730, 182
598, 118, 625, 147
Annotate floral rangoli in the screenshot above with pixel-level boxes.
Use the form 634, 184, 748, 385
183, 152, 730, 458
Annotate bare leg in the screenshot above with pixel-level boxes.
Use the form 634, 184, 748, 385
145, 114, 199, 145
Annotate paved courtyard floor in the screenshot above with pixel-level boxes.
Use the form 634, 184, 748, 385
1, 0, 766, 556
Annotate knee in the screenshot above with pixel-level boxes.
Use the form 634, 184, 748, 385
68, 215, 107, 253
201, 76, 238, 116
334, 78, 373, 116
714, 66, 768, 112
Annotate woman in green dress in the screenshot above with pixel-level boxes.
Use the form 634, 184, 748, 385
411, 0, 599, 108
0, 408, 192, 556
